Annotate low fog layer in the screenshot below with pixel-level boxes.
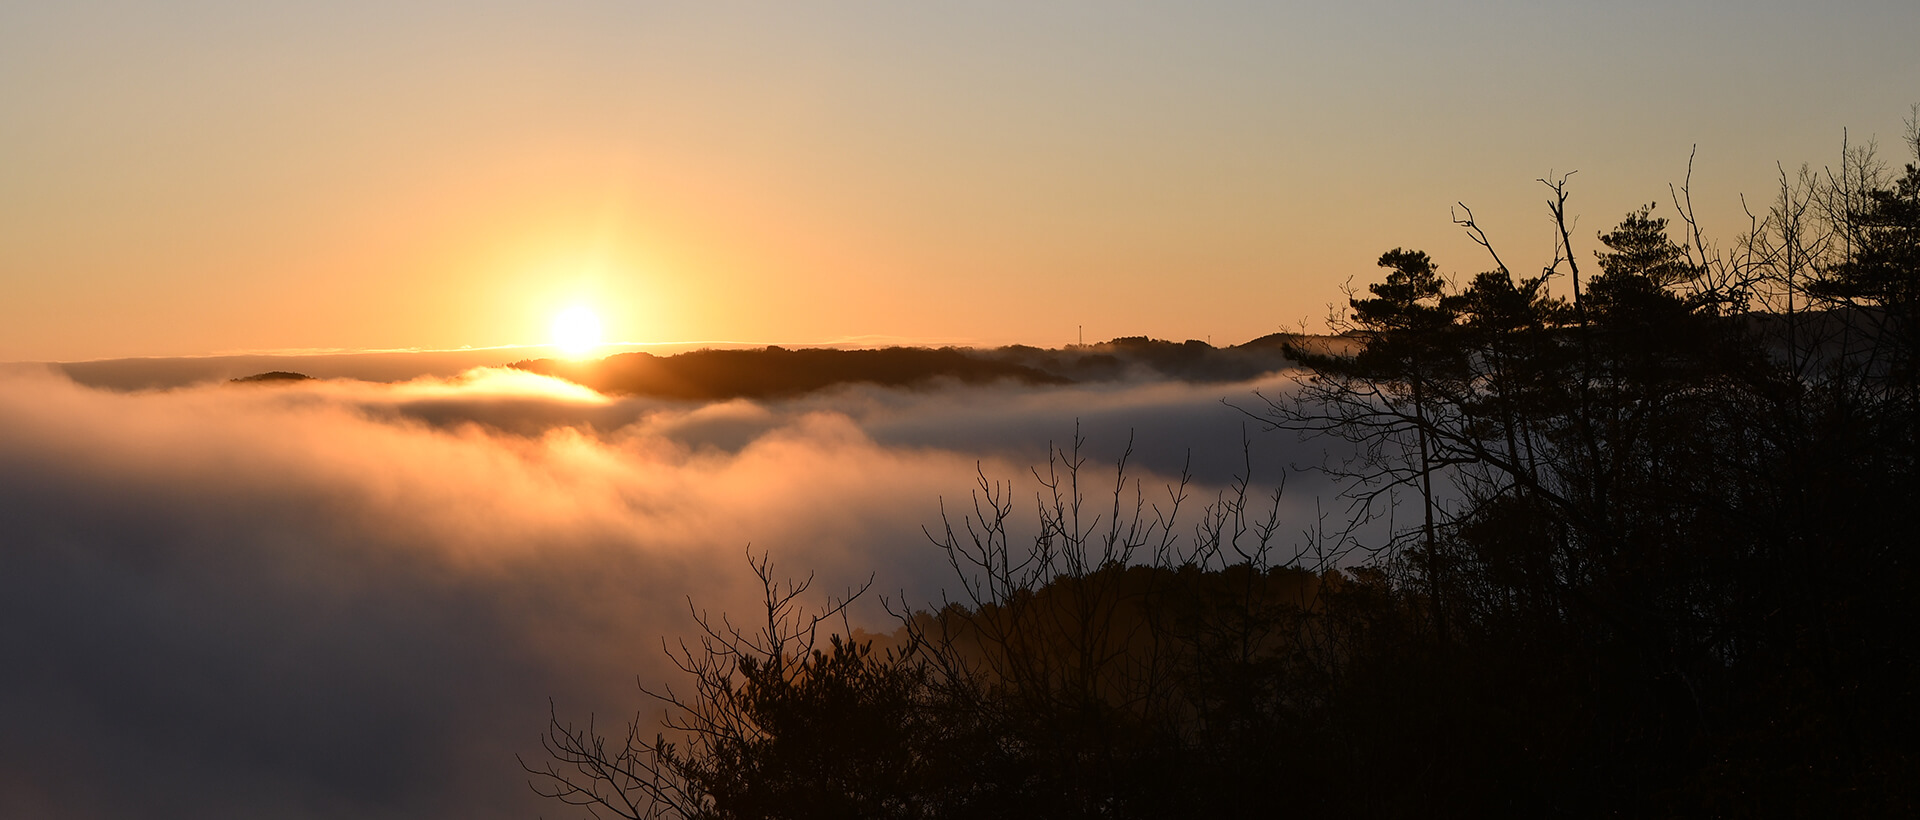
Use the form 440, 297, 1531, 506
0, 364, 1341, 819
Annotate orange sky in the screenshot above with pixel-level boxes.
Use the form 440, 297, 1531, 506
4, 2, 1918, 361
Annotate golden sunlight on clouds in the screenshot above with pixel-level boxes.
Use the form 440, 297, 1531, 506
382, 367, 612, 404
0, 354, 1318, 818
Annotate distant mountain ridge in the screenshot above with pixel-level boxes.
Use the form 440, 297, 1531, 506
510, 346, 1067, 400
229, 371, 314, 383
510, 336, 1307, 400
51, 335, 1318, 395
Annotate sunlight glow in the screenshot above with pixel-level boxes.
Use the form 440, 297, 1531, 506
551, 306, 604, 357
385, 367, 612, 404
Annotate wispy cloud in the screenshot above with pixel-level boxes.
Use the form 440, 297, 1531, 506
0, 366, 1332, 819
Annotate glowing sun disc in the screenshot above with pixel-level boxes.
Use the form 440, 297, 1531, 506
551, 306, 604, 356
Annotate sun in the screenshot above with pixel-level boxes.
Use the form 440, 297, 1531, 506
551, 306, 604, 357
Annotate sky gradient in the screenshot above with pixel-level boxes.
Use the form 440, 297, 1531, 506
4, 1, 1918, 361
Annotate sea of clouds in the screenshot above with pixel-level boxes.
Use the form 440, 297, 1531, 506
0, 363, 1351, 819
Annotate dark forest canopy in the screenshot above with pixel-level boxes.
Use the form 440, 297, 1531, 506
532, 116, 1920, 819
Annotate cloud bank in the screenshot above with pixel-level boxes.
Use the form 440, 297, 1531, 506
0, 365, 1335, 819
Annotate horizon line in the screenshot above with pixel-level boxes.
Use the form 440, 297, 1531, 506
22, 330, 1313, 366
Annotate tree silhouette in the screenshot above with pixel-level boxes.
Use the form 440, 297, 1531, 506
533, 114, 1920, 818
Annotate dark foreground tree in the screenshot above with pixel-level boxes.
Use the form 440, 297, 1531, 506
527, 552, 973, 820
1263, 139, 1920, 815
533, 118, 1920, 819
530, 436, 1390, 819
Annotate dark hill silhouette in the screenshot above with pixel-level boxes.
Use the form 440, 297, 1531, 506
1240, 330, 1367, 358
1006, 335, 1306, 382
228, 371, 314, 383
510, 346, 1071, 400
510, 337, 1305, 399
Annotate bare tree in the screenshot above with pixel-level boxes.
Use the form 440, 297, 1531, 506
525, 550, 879, 820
